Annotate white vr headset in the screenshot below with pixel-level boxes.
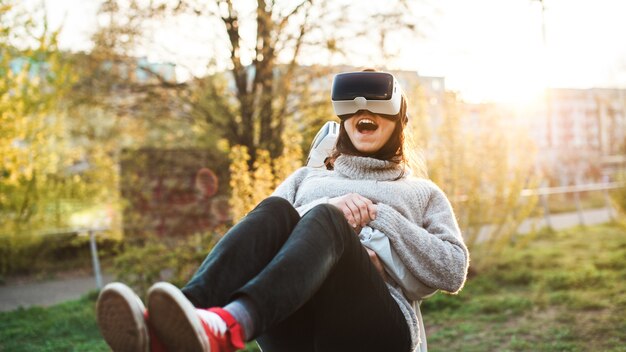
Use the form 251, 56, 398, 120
306, 121, 339, 168
331, 71, 404, 120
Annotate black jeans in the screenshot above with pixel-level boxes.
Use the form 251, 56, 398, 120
182, 197, 411, 352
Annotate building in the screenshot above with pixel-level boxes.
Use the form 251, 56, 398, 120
528, 88, 626, 184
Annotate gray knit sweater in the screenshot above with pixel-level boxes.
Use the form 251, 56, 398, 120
271, 155, 470, 351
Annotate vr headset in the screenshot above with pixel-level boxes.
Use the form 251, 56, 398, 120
306, 121, 340, 168
331, 71, 404, 121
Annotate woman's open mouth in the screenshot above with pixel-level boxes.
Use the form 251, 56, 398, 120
356, 118, 378, 133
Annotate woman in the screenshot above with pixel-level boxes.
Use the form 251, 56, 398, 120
96, 70, 469, 352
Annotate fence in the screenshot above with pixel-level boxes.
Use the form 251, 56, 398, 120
520, 181, 623, 228
33, 227, 110, 291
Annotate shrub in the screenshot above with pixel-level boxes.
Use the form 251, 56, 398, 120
228, 136, 302, 222
0, 231, 119, 277
419, 93, 540, 268
113, 231, 221, 296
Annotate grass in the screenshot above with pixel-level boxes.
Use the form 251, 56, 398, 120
423, 222, 626, 352
0, 291, 260, 351
0, 291, 108, 351
1, 223, 625, 351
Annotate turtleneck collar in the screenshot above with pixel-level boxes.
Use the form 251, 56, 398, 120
333, 155, 405, 181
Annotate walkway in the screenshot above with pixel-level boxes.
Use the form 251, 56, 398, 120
516, 207, 616, 233
0, 272, 113, 312
476, 207, 616, 242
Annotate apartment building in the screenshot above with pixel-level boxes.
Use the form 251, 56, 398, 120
526, 88, 626, 184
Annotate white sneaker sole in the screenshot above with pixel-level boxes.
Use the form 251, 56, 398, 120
147, 282, 210, 352
96, 282, 149, 352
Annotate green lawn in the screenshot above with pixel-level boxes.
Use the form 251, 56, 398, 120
1, 223, 625, 351
422, 222, 626, 352
0, 292, 108, 351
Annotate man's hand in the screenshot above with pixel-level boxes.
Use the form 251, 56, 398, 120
328, 193, 377, 231
365, 248, 387, 280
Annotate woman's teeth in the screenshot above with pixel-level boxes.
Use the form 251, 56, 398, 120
357, 119, 378, 132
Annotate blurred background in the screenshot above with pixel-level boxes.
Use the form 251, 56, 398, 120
1, 0, 625, 350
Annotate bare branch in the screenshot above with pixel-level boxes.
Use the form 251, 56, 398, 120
274, 3, 311, 123
136, 66, 187, 89
276, 0, 311, 34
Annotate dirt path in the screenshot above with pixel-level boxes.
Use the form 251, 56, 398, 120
0, 271, 114, 312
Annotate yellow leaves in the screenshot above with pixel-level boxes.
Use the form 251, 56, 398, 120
0, 3, 14, 15
228, 145, 253, 222
273, 129, 303, 183
0, 0, 112, 238
229, 140, 303, 222
252, 149, 274, 207
217, 138, 230, 153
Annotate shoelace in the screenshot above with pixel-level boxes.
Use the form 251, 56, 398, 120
196, 310, 228, 337
196, 308, 246, 351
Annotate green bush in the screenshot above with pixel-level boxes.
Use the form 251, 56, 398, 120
113, 231, 221, 297
0, 231, 119, 277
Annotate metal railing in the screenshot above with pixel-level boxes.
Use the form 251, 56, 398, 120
36, 227, 110, 290
520, 181, 623, 227
84, 227, 109, 290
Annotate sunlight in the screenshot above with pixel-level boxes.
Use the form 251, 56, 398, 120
69, 205, 113, 230
478, 62, 548, 106
448, 48, 549, 106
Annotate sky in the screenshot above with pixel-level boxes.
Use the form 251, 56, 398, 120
42, 0, 626, 104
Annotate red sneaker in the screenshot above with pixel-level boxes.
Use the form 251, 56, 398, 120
147, 282, 245, 352
144, 311, 168, 352
96, 282, 150, 352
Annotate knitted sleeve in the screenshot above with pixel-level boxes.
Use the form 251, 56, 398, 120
370, 184, 469, 293
271, 167, 328, 216
271, 167, 308, 203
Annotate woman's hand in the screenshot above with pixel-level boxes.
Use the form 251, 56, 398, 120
366, 248, 388, 280
328, 193, 377, 231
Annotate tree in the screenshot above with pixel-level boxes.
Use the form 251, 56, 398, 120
86, 0, 425, 166
0, 0, 109, 274
1, 1, 72, 232
425, 93, 540, 266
